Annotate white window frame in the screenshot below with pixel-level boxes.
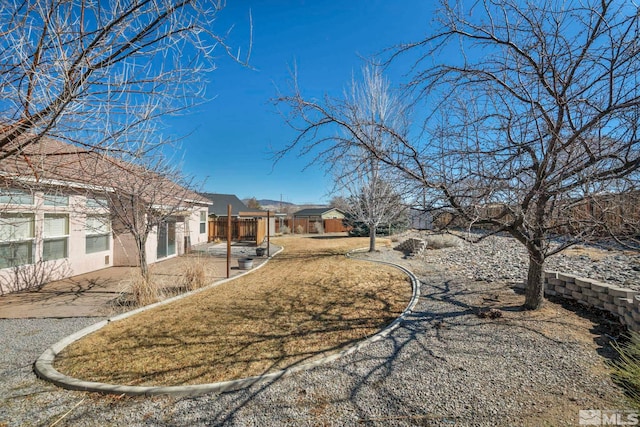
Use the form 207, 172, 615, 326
0, 188, 33, 205
85, 215, 111, 254
43, 214, 69, 261
0, 213, 35, 268
86, 196, 107, 209
44, 194, 69, 207
199, 211, 207, 234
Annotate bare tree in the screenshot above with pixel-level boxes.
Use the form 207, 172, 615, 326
340, 166, 406, 251
278, 66, 410, 251
0, 0, 250, 160
105, 158, 200, 283
277, 0, 640, 310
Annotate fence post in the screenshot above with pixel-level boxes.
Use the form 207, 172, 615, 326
227, 204, 231, 278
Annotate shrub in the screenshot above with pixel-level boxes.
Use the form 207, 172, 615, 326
314, 220, 324, 234
130, 271, 162, 307
281, 225, 291, 234
182, 259, 207, 291
425, 233, 461, 249
296, 224, 304, 234
611, 332, 640, 409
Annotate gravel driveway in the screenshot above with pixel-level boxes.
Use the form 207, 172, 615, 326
0, 240, 632, 426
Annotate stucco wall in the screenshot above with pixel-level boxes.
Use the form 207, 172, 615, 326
0, 192, 113, 294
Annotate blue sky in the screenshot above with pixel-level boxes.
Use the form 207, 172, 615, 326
171, 1, 435, 205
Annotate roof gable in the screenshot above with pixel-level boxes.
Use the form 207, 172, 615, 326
293, 207, 343, 217
0, 136, 209, 206
200, 193, 249, 216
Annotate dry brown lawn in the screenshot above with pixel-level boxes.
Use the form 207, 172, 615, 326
55, 235, 411, 386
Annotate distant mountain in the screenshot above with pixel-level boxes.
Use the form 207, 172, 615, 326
242, 198, 328, 213
257, 199, 295, 207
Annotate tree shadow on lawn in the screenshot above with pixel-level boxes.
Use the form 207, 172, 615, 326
58, 266, 627, 426
173, 274, 629, 426
56, 275, 404, 386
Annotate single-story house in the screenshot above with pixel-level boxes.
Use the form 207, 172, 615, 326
409, 208, 433, 230
291, 207, 347, 233
200, 193, 249, 218
0, 137, 210, 294
292, 207, 345, 222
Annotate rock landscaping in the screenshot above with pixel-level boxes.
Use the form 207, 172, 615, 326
396, 231, 640, 331
0, 232, 635, 426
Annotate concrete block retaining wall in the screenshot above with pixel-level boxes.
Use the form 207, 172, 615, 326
394, 238, 427, 256
516, 272, 640, 332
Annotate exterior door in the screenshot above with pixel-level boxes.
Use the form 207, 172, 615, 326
157, 221, 176, 259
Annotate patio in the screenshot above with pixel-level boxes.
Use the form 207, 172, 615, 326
0, 242, 275, 319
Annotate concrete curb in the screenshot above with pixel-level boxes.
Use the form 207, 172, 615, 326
34, 245, 421, 397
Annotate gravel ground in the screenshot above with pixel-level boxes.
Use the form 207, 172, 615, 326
0, 237, 634, 426
405, 231, 640, 289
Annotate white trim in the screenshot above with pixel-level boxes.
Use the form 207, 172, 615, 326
0, 172, 115, 192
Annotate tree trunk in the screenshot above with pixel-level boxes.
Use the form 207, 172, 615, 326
369, 226, 376, 252
136, 238, 149, 282
523, 252, 545, 310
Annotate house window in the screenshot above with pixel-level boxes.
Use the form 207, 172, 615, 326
0, 213, 34, 268
86, 215, 110, 254
44, 194, 69, 207
199, 211, 207, 234
157, 221, 176, 259
0, 189, 33, 205
43, 214, 69, 261
86, 196, 107, 208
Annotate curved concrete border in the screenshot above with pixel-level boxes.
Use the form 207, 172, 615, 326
34, 245, 420, 397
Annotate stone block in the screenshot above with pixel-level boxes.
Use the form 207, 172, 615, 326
632, 310, 640, 322
556, 286, 575, 298
598, 293, 614, 303
590, 281, 611, 294
616, 297, 635, 307
544, 289, 557, 296
620, 305, 630, 317
558, 273, 576, 283
571, 291, 583, 301
548, 278, 563, 286
566, 282, 579, 292
545, 271, 559, 279
574, 277, 593, 288
604, 302, 618, 314
581, 288, 597, 298
609, 288, 638, 299
587, 296, 604, 309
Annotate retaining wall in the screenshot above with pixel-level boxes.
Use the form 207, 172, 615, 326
515, 272, 640, 331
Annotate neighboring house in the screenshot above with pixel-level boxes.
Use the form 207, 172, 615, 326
200, 193, 249, 218
0, 138, 210, 294
409, 208, 433, 230
239, 211, 277, 237
292, 207, 347, 233
293, 207, 345, 222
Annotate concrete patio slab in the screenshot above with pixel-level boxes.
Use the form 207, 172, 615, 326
0, 242, 274, 319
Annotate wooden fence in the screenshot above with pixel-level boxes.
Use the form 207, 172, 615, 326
432, 192, 640, 236
208, 218, 267, 245
275, 218, 350, 234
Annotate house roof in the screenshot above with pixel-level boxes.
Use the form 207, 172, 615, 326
293, 207, 343, 217
200, 193, 249, 216
0, 136, 210, 206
